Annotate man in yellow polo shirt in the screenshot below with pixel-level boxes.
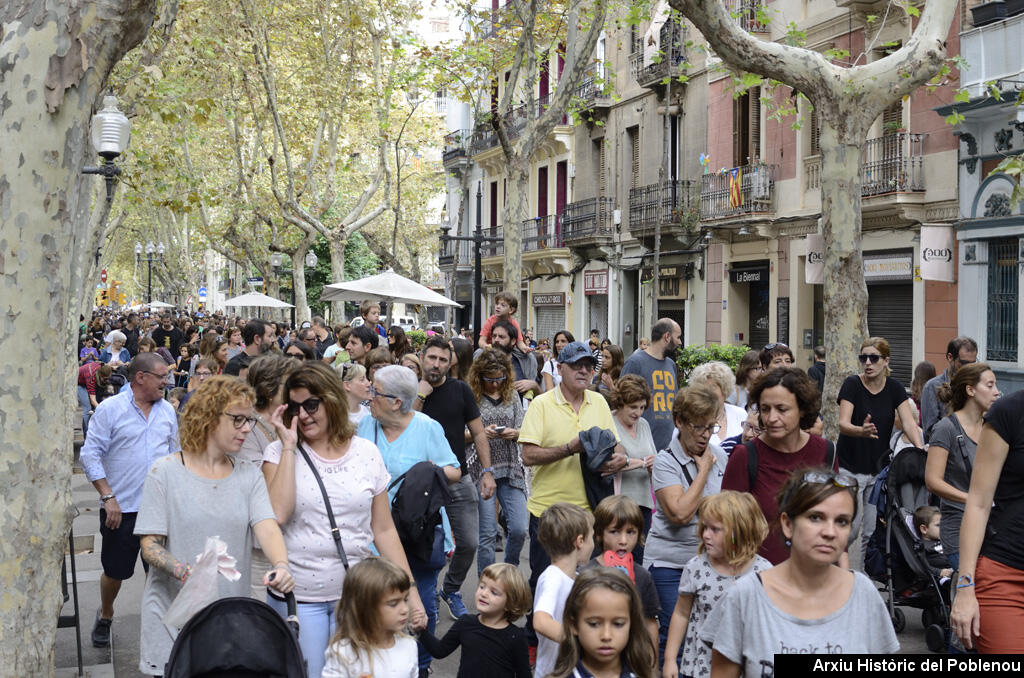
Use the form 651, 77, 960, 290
520, 341, 627, 595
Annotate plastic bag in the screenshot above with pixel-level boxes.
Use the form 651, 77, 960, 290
163, 536, 242, 629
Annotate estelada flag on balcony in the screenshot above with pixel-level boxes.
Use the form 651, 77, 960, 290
728, 167, 743, 208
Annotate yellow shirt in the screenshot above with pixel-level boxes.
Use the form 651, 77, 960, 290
520, 386, 620, 517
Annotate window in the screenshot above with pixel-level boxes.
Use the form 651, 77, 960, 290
809, 107, 821, 156
594, 139, 606, 197
987, 238, 1019, 362
430, 18, 449, 33
434, 88, 447, 114
628, 126, 640, 189
733, 86, 761, 166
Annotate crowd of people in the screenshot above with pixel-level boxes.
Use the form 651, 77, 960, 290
77, 296, 1023, 677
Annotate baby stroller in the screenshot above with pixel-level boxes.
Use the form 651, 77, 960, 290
865, 447, 950, 652
164, 592, 306, 677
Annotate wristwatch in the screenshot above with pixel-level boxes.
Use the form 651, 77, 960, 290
100, 493, 116, 503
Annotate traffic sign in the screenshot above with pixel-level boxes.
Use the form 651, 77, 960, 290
186, 296, 193, 306
100, 269, 107, 283
198, 286, 207, 299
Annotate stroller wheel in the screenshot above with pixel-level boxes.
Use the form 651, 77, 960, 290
925, 624, 946, 653
891, 607, 906, 633
922, 605, 945, 629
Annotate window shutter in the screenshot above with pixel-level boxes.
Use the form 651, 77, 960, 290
750, 86, 761, 163
810, 107, 821, 155
629, 127, 640, 189
597, 139, 607, 197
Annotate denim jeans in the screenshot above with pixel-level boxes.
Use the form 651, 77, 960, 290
525, 512, 551, 646
477, 479, 528, 573
266, 595, 336, 678
649, 565, 684, 671
410, 563, 442, 670
442, 475, 479, 596
849, 471, 878, 571
77, 386, 92, 437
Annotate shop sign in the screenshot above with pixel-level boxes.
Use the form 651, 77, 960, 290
533, 292, 565, 307
919, 225, 955, 282
777, 297, 789, 346
658, 277, 688, 299
805, 233, 824, 285
584, 269, 608, 296
863, 253, 913, 281
729, 266, 768, 284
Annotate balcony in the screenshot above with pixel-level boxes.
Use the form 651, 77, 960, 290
575, 63, 612, 111
442, 129, 471, 169
961, 12, 1024, 98
523, 215, 565, 251
628, 180, 698, 238
438, 237, 474, 270
861, 133, 926, 197
470, 101, 531, 154
562, 197, 615, 246
699, 163, 776, 221
634, 21, 688, 89
481, 226, 504, 258
725, 0, 769, 33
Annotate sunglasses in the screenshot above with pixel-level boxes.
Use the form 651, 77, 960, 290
286, 351, 306, 360
482, 375, 507, 383
764, 342, 788, 351
222, 413, 258, 429
857, 354, 883, 364
286, 397, 322, 417
799, 470, 859, 491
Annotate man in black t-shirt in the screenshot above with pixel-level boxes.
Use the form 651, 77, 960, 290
123, 313, 140, 357
150, 315, 185, 355
416, 335, 495, 620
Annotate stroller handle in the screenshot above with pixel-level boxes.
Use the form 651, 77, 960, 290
283, 591, 298, 628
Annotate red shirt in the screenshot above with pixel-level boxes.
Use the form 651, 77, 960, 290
480, 314, 523, 343
78, 362, 102, 395
722, 435, 835, 564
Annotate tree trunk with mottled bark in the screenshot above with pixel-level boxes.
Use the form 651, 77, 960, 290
0, 0, 166, 672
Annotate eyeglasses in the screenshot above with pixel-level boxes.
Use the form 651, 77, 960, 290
741, 422, 764, 434
857, 354, 883, 364
141, 370, 170, 380
286, 397, 322, 417
799, 470, 859, 491
687, 422, 722, 436
482, 375, 507, 383
194, 370, 213, 378
222, 413, 258, 429
368, 385, 399, 400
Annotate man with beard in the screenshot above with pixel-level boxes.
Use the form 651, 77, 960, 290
80, 352, 180, 649
150, 314, 185, 356
620, 318, 682, 451
415, 334, 495, 619
490, 319, 540, 403
223, 319, 277, 377
345, 325, 378, 365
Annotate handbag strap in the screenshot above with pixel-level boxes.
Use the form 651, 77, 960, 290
296, 443, 350, 570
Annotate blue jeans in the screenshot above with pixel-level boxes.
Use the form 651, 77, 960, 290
442, 475, 479, 596
410, 564, 441, 670
649, 565, 684, 671
77, 386, 92, 437
478, 479, 528, 573
266, 595, 336, 678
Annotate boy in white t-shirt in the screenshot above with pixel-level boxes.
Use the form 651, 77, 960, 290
532, 502, 595, 678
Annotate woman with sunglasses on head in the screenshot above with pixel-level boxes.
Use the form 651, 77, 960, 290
465, 348, 527, 573
198, 332, 229, 374
722, 367, 838, 566
262, 362, 427, 678
644, 383, 729, 667
338, 361, 372, 424
387, 325, 413, 362
135, 376, 296, 676
703, 468, 898, 677
356, 365, 461, 677
837, 337, 922, 570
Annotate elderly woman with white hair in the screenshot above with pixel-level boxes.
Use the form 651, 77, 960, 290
355, 365, 461, 676
100, 331, 131, 367
689, 361, 748, 453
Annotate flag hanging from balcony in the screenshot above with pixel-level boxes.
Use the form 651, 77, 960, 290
728, 167, 743, 208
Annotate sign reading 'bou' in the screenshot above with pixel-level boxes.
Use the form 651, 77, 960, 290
805, 233, 824, 285
920, 225, 955, 282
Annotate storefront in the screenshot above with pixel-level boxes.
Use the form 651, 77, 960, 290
864, 250, 914, 385
585, 268, 609, 340
533, 292, 567, 344
657, 264, 690, 344
729, 261, 770, 349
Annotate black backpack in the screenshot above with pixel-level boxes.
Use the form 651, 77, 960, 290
388, 461, 452, 566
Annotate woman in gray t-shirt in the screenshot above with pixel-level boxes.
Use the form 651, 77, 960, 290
610, 376, 657, 558
702, 468, 899, 675
135, 377, 295, 676
924, 363, 1000, 567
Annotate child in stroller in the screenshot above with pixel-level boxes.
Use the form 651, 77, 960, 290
912, 506, 953, 582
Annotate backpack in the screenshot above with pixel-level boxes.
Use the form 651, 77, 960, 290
388, 461, 452, 566
744, 438, 836, 490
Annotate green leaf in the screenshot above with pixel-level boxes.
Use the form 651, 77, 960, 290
953, 89, 970, 103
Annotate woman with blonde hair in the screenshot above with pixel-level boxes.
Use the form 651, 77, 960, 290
198, 332, 229, 374
338, 361, 372, 424
263, 362, 427, 677
135, 377, 295, 676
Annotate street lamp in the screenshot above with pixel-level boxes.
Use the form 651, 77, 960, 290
439, 181, 503, 346
305, 251, 319, 269
135, 240, 164, 304
270, 251, 296, 328
82, 91, 131, 203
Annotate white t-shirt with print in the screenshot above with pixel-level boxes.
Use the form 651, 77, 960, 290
263, 436, 390, 602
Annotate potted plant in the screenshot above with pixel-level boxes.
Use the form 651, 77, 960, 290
971, 0, 1007, 26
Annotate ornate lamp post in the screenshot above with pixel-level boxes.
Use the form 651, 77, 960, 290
270, 252, 296, 328
135, 240, 164, 304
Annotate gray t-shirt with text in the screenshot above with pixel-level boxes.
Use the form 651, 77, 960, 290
620, 350, 678, 450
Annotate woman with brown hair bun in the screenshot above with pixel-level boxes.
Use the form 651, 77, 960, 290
924, 362, 999, 569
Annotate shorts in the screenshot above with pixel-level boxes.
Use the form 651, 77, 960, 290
99, 509, 144, 581
975, 555, 1024, 653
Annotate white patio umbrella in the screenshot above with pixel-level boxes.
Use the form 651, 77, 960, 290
148, 300, 175, 309
222, 292, 294, 308
320, 270, 462, 307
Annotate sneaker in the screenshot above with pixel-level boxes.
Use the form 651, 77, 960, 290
91, 610, 112, 648
438, 590, 468, 620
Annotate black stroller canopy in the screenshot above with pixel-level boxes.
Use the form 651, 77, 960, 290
164, 596, 306, 678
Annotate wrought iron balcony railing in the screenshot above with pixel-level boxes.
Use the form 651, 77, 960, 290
628, 180, 697, 232
861, 132, 926, 197
699, 163, 776, 220
562, 197, 615, 242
